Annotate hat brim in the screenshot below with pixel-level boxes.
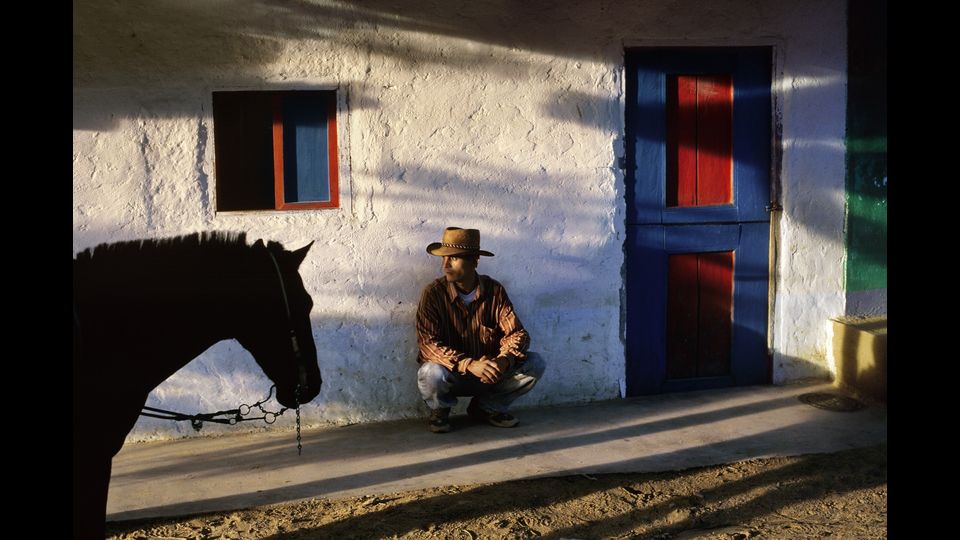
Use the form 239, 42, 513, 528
426, 243, 494, 257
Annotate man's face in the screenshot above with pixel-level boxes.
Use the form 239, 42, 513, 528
442, 254, 478, 284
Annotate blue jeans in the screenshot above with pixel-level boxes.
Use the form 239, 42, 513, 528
417, 352, 546, 413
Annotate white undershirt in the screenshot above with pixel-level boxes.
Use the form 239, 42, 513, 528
458, 286, 479, 306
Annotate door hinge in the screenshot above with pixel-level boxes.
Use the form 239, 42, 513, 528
765, 202, 782, 212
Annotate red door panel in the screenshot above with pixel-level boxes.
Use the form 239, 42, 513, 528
697, 251, 734, 376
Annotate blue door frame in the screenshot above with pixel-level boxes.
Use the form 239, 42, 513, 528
624, 47, 773, 396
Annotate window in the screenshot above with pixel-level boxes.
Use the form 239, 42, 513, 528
212, 90, 339, 211
665, 75, 733, 208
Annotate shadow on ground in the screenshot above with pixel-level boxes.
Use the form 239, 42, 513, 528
106, 444, 886, 539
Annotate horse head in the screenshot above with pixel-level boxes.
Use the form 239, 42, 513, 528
236, 239, 322, 409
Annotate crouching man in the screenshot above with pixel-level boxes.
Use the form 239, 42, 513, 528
416, 227, 546, 433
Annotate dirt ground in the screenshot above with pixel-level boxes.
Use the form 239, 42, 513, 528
105, 443, 885, 539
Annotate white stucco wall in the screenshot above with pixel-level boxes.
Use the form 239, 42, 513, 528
767, 2, 848, 382
73, 0, 848, 441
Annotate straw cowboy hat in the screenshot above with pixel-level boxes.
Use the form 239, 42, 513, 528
426, 227, 495, 257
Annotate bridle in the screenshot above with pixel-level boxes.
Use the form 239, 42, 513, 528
266, 249, 310, 455
139, 249, 312, 455
266, 250, 311, 396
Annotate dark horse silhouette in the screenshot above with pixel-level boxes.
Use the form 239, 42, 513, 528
72, 232, 322, 539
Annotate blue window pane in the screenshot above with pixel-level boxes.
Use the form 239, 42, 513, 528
282, 93, 330, 203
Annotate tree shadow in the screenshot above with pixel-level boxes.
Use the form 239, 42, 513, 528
114, 389, 802, 485
103, 443, 885, 539
540, 443, 886, 539
137, 445, 886, 540
106, 386, 886, 523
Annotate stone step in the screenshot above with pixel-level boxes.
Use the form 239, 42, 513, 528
830, 316, 887, 402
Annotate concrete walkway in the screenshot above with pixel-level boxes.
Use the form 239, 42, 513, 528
106, 381, 886, 522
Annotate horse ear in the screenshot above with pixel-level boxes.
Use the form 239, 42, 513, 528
253, 239, 265, 249
290, 241, 314, 267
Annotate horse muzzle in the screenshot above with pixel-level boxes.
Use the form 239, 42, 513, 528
277, 369, 321, 408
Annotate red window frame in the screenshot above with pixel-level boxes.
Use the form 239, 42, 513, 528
272, 92, 340, 210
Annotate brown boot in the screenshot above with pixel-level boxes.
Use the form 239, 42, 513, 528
428, 407, 451, 433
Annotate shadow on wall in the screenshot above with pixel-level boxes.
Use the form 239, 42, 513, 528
75, 1, 829, 130
76, 1, 853, 422
133, 226, 623, 436
79, 0, 835, 88
72, 79, 382, 132
87, 139, 625, 440
75, 0, 623, 88
74, 0, 618, 131
771, 353, 832, 385
75, 0, 854, 262
622, 70, 854, 255
542, 90, 623, 133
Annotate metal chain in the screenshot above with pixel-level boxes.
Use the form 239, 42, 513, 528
296, 406, 302, 455
141, 383, 306, 457
140, 385, 289, 431
295, 384, 303, 456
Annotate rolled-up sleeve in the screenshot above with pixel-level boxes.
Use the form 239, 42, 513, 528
496, 288, 530, 362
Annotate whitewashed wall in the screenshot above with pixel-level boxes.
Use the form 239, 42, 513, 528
73, 0, 847, 441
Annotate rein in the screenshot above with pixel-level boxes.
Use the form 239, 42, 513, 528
138, 248, 310, 455
140, 385, 290, 432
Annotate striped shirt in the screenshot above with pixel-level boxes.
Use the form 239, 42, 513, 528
416, 274, 530, 374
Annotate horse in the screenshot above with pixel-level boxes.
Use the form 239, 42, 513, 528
72, 232, 322, 539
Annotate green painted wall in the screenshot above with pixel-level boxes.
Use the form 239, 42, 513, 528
845, 0, 887, 292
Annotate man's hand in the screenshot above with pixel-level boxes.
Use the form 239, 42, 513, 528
492, 356, 512, 374
467, 356, 505, 384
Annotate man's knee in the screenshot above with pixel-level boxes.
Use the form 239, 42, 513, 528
417, 362, 453, 390
519, 352, 546, 380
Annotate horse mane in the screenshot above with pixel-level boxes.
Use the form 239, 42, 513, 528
73, 231, 289, 300
76, 231, 253, 260
73, 231, 295, 264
